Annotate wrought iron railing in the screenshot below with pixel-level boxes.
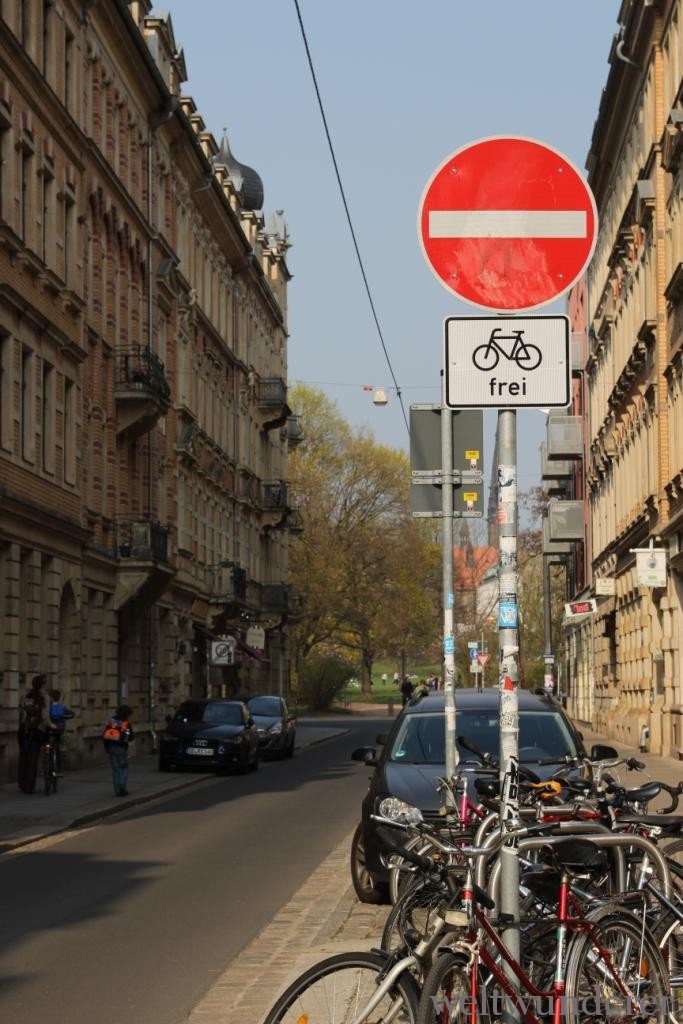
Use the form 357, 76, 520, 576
115, 345, 171, 403
258, 377, 287, 406
260, 481, 288, 510
115, 518, 169, 563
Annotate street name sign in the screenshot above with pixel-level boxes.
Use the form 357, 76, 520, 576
444, 315, 570, 409
418, 136, 598, 312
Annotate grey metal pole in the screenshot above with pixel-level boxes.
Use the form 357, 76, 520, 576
497, 409, 520, 1024
441, 380, 458, 788
543, 554, 553, 686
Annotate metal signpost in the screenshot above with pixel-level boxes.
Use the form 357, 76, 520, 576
419, 135, 598, 1024
409, 402, 484, 791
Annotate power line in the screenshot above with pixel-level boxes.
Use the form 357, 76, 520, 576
292, 0, 410, 434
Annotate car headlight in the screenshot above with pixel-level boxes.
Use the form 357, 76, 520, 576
268, 722, 282, 735
378, 797, 423, 826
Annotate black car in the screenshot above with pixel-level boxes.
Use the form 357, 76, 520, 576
159, 699, 259, 774
245, 695, 296, 759
350, 688, 594, 904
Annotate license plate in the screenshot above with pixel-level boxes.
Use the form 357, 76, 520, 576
187, 747, 213, 756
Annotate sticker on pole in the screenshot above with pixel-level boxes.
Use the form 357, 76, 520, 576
418, 136, 598, 312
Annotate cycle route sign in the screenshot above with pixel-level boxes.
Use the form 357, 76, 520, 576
418, 136, 598, 312
444, 315, 570, 409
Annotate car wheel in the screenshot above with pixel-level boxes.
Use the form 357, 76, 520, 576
158, 755, 173, 772
286, 734, 295, 758
351, 823, 389, 904
251, 749, 259, 771
237, 748, 250, 774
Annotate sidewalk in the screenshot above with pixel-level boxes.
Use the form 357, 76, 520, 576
581, 727, 683, 796
0, 723, 348, 854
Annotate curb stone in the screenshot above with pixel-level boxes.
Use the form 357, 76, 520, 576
184, 830, 388, 1024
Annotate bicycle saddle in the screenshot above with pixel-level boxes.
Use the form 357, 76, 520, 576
616, 813, 683, 832
618, 782, 661, 803
550, 838, 607, 877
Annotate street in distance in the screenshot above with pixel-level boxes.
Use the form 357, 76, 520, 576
444, 315, 571, 409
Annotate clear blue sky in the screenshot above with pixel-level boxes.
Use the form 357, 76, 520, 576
168, 0, 620, 497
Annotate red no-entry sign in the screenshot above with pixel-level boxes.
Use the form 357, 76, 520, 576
418, 136, 598, 312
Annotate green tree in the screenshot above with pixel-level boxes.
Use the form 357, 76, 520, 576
288, 386, 439, 696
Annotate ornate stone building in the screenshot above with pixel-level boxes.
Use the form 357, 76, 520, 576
562, 0, 683, 754
0, 0, 299, 780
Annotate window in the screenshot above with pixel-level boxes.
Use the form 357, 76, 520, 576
63, 376, 74, 483
64, 29, 74, 112
20, 149, 31, 242
21, 345, 33, 461
42, 0, 51, 79
42, 360, 54, 472
41, 167, 53, 263
0, 333, 9, 451
20, 0, 30, 48
63, 193, 74, 286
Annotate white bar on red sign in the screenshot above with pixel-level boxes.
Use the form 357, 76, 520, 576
428, 210, 587, 239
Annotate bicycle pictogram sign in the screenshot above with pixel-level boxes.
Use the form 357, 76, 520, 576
472, 328, 542, 372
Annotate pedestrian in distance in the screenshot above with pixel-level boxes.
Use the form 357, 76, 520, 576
393, 671, 400, 687
102, 705, 133, 797
400, 676, 414, 708
381, 672, 388, 686
17, 674, 52, 794
49, 689, 74, 775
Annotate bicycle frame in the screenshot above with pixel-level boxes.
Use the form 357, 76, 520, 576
451, 873, 645, 1024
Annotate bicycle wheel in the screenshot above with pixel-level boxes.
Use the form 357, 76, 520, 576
515, 343, 542, 370
472, 344, 499, 371
563, 907, 669, 1024
263, 950, 419, 1024
50, 748, 58, 794
417, 951, 474, 1024
389, 834, 442, 905
382, 872, 447, 953
42, 748, 52, 796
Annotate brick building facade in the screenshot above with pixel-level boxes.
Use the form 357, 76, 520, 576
562, 0, 683, 754
0, 1, 299, 780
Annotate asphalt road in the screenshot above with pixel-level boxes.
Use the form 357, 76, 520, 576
0, 714, 384, 1024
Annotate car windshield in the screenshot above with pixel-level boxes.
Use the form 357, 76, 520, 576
175, 702, 243, 726
388, 710, 578, 765
247, 697, 281, 716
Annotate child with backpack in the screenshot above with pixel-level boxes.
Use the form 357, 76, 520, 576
49, 689, 74, 774
102, 705, 133, 797
17, 674, 52, 793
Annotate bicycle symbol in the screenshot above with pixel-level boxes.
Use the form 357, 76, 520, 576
472, 328, 542, 372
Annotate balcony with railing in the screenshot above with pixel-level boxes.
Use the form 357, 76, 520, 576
259, 481, 289, 511
113, 517, 173, 608
115, 345, 171, 439
541, 441, 572, 479
286, 414, 304, 449
257, 377, 290, 431
546, 415, 584, 460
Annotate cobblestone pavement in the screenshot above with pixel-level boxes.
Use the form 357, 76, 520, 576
184, 829, 388, 1024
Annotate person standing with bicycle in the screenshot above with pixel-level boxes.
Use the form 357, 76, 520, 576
17, 674, 52, 794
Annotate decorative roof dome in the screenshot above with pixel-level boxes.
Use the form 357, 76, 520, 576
213, 132, 264, 211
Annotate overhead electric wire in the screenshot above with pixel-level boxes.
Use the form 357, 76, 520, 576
292, 0, 410, 434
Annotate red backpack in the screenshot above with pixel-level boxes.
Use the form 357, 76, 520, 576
103, 718, 130, 743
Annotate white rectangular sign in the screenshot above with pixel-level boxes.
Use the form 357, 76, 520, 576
444, 315, 570, 409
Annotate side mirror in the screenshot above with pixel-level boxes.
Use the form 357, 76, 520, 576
590, 743, 618, 760
288, 715, 296, 723
247, 717, 255, 728
376, 733, 388, 745
351, 746, 378, 767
